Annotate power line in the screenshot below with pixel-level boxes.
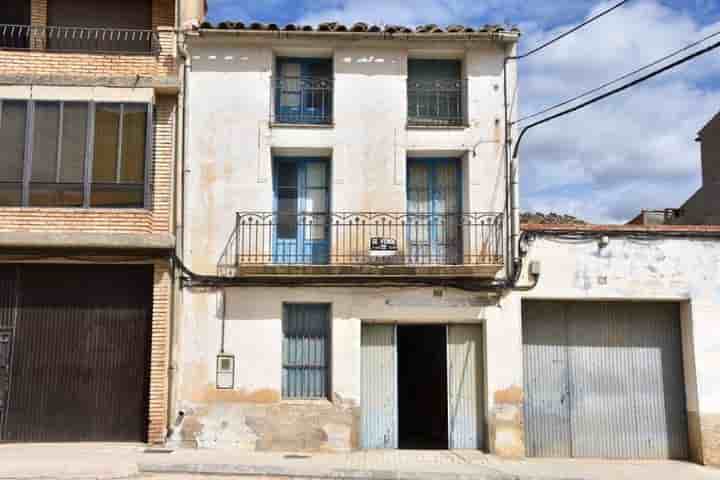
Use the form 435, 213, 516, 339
512, 37, 720, 158
517, 28, 720, 123
511, 0, 631, 60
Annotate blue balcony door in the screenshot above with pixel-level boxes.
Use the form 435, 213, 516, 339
276, 58, 332, 124
274, 158, 330, 264
407, 158, 461, 264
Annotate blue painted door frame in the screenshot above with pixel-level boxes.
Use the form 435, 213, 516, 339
273, 157, 330, 264
407, 158, 462, 263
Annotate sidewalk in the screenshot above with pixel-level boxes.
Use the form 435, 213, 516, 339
1, 443, 719, 480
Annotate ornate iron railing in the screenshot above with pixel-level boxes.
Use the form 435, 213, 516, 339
273, 75, 333, 124
0, 24, 157, 54
407, 78, 467, 127
218, 211, 504, 275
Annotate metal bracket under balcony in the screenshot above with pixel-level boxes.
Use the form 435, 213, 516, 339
0, 24, 158, 55
217, 212, 505, 281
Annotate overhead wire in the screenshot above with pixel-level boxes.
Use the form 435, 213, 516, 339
517, 27, 720, 124
512, 37, 720, 158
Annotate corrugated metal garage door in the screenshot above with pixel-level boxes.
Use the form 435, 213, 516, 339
447, 325, 484, 449
361, 324, 398, 449
0, 264, 152, 442
523, 301, 688, 459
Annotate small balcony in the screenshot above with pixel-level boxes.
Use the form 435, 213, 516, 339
272, 75, 333, 125
407, 78, 467, 127
0, 24, 158, 55
217, 212, 504, 279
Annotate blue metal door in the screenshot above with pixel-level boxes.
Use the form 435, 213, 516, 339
407, 158, 461, 264
274, 158, 329, 264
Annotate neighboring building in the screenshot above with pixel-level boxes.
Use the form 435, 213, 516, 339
173, 21, 521, 454
633, 113, 720, 225
0, 0, 202, 444
677, 112, 720, 224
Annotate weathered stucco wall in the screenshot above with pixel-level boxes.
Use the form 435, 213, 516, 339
173, 286, 511, 451
184, 38, 512, 274
513, 232, 720, 464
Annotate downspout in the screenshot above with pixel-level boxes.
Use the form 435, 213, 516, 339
168, 6, 190, 440
503, 44, 521, 284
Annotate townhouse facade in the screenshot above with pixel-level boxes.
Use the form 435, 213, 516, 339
173, 21, 521, 454
0, 0, 203, 444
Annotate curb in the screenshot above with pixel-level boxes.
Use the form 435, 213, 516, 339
138, 462, 518, 480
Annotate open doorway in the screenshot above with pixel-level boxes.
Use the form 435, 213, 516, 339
397, 325, 448, 449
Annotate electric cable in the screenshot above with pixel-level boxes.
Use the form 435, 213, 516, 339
511, 0, 631, 60
517, 28, 720, 124
512, 37, 720, 159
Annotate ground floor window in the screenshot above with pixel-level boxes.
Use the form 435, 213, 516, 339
282, 303, 330, 399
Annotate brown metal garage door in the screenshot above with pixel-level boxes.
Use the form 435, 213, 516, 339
0, 264, 152, 442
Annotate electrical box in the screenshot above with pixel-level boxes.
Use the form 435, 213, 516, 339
216, 354, 235, 390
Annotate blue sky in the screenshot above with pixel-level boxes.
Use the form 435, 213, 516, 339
207, 0, 720, 223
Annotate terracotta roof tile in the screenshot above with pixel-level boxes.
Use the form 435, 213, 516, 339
199, 20, 520, 36
522, 223, 720, 235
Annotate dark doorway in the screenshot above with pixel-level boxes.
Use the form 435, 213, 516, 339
397, 325, 448, 449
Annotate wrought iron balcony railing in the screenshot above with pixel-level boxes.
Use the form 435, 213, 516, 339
273, 75, 333, 124
407, 78, 467, 127
0, 24, 157, 55
218, 211, 504, 276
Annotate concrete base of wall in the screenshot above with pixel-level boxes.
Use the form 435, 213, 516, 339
700, 413, 720, 466
173, 395, 359, 452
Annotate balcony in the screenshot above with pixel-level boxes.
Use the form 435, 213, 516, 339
0, 24, 157, 55
217, 212, 504, 279
272, 75, 333, 125
407, 78, 466, 127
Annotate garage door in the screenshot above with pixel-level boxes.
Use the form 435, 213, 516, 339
0, 264, 152, 442
523, 301, 688, 459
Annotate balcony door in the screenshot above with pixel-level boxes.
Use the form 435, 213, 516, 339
407, 158, 461, 264
0, 0, 30, 49
274, 158, 330, 264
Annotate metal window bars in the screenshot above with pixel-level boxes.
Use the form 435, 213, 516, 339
0, 24, 157, 55
273, 75, 334, 124
217, 211, 504, 275
407, 78, 467, 127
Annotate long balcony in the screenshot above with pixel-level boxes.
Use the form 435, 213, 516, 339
217, 212, 504, 279
407, 78, 467, 127
0, 24, 158, 54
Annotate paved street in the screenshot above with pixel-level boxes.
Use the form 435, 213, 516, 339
1, 443, 720, 480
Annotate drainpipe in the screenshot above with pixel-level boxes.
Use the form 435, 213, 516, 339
506, 45, 521, 282
168, 6, 191, 440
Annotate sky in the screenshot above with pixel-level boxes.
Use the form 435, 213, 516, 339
207, 0, 720, 223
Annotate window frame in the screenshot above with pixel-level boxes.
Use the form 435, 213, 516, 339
0, 98, 153, 209
281, 302, 332, 401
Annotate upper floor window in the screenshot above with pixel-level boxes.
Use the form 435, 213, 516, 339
274, 58, 333, 125
0, 1, 30, 49
407, 59, 466, 127
0, 99, 151, 208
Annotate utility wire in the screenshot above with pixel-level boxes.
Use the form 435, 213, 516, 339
517, 28, 720, 123
512, 37, 720, 158
511, 0, 631, 60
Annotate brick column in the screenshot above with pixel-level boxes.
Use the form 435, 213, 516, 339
148, 260, 171, 444
30, 0, 47, 50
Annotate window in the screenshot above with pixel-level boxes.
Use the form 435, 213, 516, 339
407, 59, 465, 127
0, 1, 30, 49
275, 58, 333, 124
0, 99, 151, 208
282, 304, 330, 399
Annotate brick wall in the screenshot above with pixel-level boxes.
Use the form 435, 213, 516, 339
148, 260, 171, 444
1, 0, 177, 81
152, 95, 176, 234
